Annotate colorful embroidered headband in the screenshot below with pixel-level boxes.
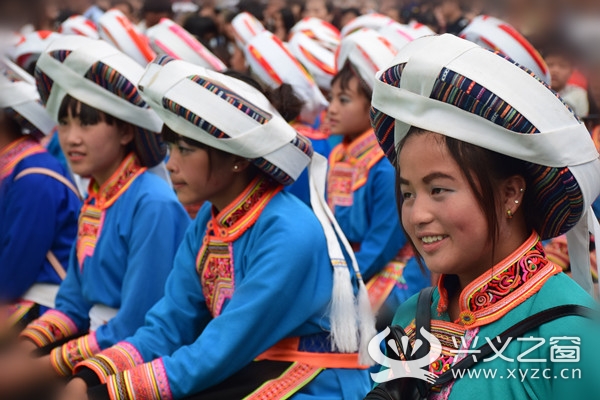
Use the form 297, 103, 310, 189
340, 13, 395, 37
34, 35, 166, 167
230, 12, 265, 48
336, 28, 398, 90
98, 9, 156, 66
245, 31, 328, 124
290, 17, 340, 52
13, 31, 62, 72
288, 31, 336, 91
139, 56, 376, 362
59, 15, 100, 39
460, 15, 550, 84
0, 58, 55, 137
146, 18, 226, 71
371, 33, 600, 295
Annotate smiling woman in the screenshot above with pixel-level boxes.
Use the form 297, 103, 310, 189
366, 33, 600, 400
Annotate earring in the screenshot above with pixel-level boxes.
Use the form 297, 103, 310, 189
515, 200, 519, 204
519, 188, 524, 192
507, 209, 513, 219
233, 165, 239, 171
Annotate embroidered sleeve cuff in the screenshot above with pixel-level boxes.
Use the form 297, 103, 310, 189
50, 332, 101, 376
19, 310, 79, 347
73, 342, 144, 383
105, 359, 172, 400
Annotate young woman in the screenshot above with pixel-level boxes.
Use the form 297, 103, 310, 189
367, 33, 600, 399
328, 29, 430, 327
0, 36, 190, 397
60, 56, 373, 400
0, 60, 80, 332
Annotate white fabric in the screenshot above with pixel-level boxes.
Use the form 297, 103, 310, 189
22, 284, 59, 309
98, 9, 156, 67
244, 31, 328, 124
0, 59, 56, 135
146, 19, 226, 71
89, 304, 119, 331
290, 17, 340, 52
59, 15, 100, 39
13, 31, 62, 70
336, 28, 398, 90
139, 59, 307, 173
340, 13, 394, 37
37, 35, 162, 133
288, 31, 336, 90
459, 15, 550, 84
230, 12, 265, 48
378, 22, 431, 51
372, 33, 600, 295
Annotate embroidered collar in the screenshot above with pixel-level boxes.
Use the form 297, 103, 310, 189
209, 175, 282, 242
330, 129, 382, 164
0, 136, 45, 180
86, 153, 146, 209
436, 232, 562, 328
291, 121, 328, 141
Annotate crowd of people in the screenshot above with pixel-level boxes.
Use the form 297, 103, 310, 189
0, 0, 599, 399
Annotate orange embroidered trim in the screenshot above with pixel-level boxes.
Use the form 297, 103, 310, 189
436, 233, 561, 328
245, 362, 323, 400
256, 337, 367, 369
0, 137, 46, 180
327, 129, 384, 209
292, 122, 329, 141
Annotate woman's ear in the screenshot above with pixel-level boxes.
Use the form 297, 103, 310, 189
501, 174, 527, 216
231, 156, 251, 173
120, 124, 135, 146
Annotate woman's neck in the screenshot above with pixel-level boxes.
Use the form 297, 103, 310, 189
210, 172, 256, 213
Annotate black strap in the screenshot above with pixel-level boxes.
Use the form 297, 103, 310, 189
435, 304, 595, 385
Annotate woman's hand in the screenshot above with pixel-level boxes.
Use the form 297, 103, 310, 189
59, 378, 89, 400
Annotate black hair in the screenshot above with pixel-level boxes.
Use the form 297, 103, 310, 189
395, 128, 538, 264
331, 62, 372, 101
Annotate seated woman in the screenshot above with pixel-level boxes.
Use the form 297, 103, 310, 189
61, 56, 374, 400
0, 59, 80, 333
0, 36, 190, 398
366, 34, 600, 399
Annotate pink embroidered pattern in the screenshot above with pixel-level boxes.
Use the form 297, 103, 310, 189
50, 332, 101, 376
106, 359, 173, 400
0, 137, 46, 180
198, 240, 235, 317
74, 341, 144, 383
19, 309, 78, 347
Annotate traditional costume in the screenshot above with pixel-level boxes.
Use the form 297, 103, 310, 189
0, 59, 80, 324
72, 56, 376, 399
19, 36, 190, 376
368, 33, 600, 399
330, 29, 429, 319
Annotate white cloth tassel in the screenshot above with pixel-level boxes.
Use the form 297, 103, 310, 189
357, 279, 377, 365
330, 265, 359, 352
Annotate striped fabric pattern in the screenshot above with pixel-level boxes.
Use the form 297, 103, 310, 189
106, 359, 172, 400
34, 51, 166, 167
371, 55, 585, 239
50, 332, 101, 376
74, 342, 145, 383
19, 309, 78, 347
158, 56, 314, 185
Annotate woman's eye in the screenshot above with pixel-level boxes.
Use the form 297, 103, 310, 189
178, 145, 193, 154
431, 188, 446, 195
402, 191, 413, 200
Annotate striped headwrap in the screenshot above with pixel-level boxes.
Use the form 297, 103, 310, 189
230, 12, 266, 49
13, 31, 62, 72
290, 17, 341, 52
0, 58, 55, 137
34, 35, 166, 167
459, 15, 550, 84
146, 18, 226, 71
59, 15, 100, 39
244, 31, 328, 125
340, 13, 395, 37
139, 56, 376, 362
336, 28, 398, 90
371, 33, 600, 295
97, 9, 156, 66
288, 30, 336, 91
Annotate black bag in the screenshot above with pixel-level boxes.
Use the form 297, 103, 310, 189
365, 287, 594, 400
